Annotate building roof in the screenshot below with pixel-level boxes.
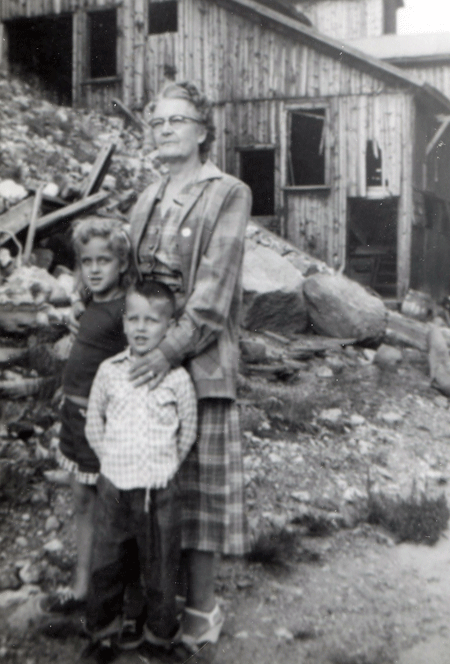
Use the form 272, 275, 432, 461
347, 33, 450, 64
225, 0, 450, 110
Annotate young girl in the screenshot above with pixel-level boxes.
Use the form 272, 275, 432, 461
42, 216, 132, 614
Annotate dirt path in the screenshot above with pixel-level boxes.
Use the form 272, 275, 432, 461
3, 344, 450, 663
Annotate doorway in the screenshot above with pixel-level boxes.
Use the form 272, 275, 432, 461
346, 197, 398, 297
6, 14, 73, 105
239, 148, 275, 217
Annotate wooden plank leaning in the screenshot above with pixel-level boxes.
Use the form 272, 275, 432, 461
0, 191, 109, 247
81, 143, 117, 198
111, 97, 145, 132
23, 184, 45, 264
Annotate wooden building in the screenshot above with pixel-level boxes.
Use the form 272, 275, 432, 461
1, 0, 450, 300
294, 0, 403, 40
349, 33, 450, 102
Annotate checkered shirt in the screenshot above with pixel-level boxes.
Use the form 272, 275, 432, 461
85, 348, 197, 491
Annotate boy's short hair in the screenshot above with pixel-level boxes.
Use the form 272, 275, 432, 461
127, 280, 176, 318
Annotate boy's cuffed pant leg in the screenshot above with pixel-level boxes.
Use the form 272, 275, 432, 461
86, 475, 136, 634
137, 479, 182, 639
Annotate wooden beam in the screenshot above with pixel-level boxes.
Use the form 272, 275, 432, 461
81, 143, 116, 198
0, 192, 109, 246
111, 97, 146, 132
23, 184, 44, 264
426, 115, 450, 156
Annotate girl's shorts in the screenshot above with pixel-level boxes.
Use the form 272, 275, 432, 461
57, 398, 99, 485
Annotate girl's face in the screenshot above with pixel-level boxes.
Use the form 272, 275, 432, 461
150, 98, 207, 164
79, 236, 125, 302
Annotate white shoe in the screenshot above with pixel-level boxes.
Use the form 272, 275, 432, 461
181, 604, 224, 652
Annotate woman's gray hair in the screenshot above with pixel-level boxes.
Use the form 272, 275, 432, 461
147, 81, 215, 159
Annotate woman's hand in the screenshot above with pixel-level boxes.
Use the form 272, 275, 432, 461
67, 300, 86, 335
129, 348, 171, 389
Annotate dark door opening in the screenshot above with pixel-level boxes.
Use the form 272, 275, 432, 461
346, 197, 398, 297
240, 149, 275, 217
6, 14, 73, 105
88, 9, 117, 79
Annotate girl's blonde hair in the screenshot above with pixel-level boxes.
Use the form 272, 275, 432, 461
72, 216, 135, 295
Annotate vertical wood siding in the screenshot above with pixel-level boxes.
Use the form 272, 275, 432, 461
296, 0, 383, 39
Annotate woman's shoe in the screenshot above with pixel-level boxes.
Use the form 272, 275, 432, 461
181, 604, 224, 652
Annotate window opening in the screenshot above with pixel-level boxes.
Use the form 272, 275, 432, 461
6, 15, 73, 105
88, 9, 117, 79
240, 149, 275, 216
366, 140, 383, 187
149, 1, 178, 34
287, 108, 325, 186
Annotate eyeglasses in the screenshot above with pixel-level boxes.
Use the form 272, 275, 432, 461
148, 115, 204, 130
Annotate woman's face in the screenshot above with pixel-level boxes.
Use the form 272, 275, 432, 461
150, 98, 207, 163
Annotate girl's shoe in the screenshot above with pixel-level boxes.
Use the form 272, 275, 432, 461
181, 604, 224, 652
39, 587, 86, 615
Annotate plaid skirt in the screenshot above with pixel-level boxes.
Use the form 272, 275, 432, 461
178, 399, 249, 556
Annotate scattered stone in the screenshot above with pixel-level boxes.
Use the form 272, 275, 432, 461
18, 561, 43, 585
316, 365, 333, 378
0, 179, 28, 204
374, 344, 402, 368
274, 627, 294, 640
45, 515, 59, 532
42, 182, 59, 197
348, 414, 366, 427
325, 355, 345, 373
239, 339, 267, 364
0, 568, 21, 591
15, 537, 28, 548
43, 538, 63, 553
377, 411, 403, 426
30, 485, 50, 506
434, 395, 449, 409
317, 408, 342, 425
291, 490, 311, 503
362, 348, 377, 363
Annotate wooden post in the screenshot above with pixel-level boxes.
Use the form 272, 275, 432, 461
23, 184, 44, 264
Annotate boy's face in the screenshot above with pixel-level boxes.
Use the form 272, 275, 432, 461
79, 237, 125, 302
124, 291, 172, 356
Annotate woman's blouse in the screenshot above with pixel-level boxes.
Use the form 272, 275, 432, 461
138, 189, 188, 311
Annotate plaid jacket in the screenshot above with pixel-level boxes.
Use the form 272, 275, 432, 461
129, 161, 252, 399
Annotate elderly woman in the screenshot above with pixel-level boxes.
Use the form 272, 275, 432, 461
128, 81, 252, 651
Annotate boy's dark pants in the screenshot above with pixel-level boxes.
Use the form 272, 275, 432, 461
86, 474, 181, 639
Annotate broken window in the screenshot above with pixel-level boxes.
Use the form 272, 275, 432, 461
88, 9, 117, 79
240, 149, 275, 216
366, 140, 383, 187
287, 108, 326, 186
149, 1, 178, 34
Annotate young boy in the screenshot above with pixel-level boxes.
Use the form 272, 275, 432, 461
84, 280, 197, 654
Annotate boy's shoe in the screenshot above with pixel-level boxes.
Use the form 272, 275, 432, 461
144, 623, 182, 650
80, 638, 120, 664
116, 615, 145, 650
40, 587, 86, 615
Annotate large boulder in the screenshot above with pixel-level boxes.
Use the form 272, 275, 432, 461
242, 241, 308, 336
303, 272, 387, 340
